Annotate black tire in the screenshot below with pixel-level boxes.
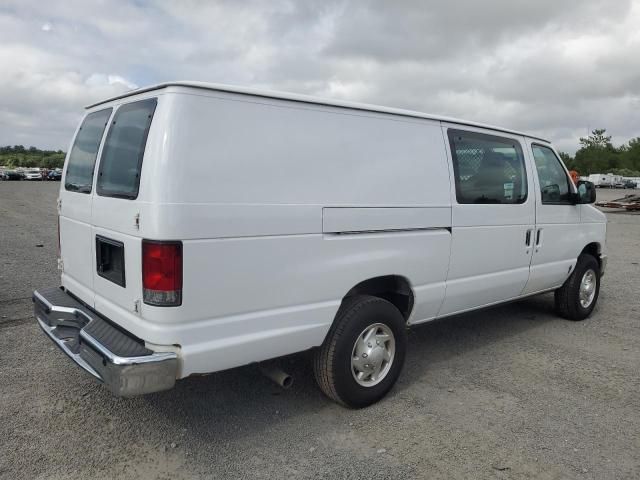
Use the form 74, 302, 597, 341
313, 295, 407, 408
554, 254, 601, 321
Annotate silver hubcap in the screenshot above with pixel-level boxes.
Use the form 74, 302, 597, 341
351, 323, 395, 387
579, 269, 597, 308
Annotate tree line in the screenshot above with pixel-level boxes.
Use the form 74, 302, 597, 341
560, 129, 640, 177
0, 145, 66, 169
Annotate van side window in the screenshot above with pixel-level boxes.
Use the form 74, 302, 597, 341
64, 108, 112, 193
97, 98, 157, 199
531, 144, 572, 204
447, 130, 527, 204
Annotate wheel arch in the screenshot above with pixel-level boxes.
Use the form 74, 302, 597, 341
580, 242, 602, 267
342, 275, 415, 321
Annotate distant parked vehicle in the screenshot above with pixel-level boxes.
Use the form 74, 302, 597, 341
613, 180, 637, 189
24, 168, 43, 181
588, 173, 624, 188
4, 170, 24, 181
48, 170, 62, 181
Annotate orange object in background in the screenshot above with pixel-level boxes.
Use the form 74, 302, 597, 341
569, 170, 579, 185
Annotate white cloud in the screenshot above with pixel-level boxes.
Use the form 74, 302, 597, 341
85, 74, 138, 90
0, 0, 639, 153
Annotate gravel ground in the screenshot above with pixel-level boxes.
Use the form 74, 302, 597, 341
1, 182, 639, 480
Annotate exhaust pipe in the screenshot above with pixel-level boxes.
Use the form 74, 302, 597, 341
259, 363, 293, 389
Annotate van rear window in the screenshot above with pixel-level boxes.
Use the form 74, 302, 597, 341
65, 108, 112, 193
97, 98, 157, 199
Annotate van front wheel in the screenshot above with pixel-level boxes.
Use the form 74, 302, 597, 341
554, 254, 601, 321
313, 295, 407, 408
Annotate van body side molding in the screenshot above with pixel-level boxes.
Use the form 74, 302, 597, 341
322, 207, 451, 234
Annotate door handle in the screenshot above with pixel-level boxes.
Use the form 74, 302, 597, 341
525, 228, 533, 251
535, 228, 543, 251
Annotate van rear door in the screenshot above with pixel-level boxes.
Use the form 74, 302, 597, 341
59, 108, 112, 307
90, 98, 158, 318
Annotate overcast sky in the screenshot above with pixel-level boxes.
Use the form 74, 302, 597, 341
1, 0, 639, 153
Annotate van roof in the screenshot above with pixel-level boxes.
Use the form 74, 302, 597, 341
86, 81, 550, 143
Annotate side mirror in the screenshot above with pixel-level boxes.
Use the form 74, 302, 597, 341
576, 180, 596, 204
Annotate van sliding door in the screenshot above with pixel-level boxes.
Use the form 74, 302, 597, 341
438, 125, 536, 316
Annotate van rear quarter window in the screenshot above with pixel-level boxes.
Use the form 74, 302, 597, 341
97, 98, 157, 199
448, 129, 527, 204
64, 108, 112, 193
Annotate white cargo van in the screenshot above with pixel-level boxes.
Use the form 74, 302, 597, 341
34, 82, 607, 407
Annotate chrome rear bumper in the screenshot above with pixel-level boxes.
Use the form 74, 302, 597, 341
33, 287, 178, 397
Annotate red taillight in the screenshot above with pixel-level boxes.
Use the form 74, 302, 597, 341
142, 240, 183, 306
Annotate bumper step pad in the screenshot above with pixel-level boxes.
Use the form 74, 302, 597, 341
33, 287, 178, 396
36, 287, 152, 357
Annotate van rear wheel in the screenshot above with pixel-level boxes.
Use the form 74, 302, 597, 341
554, 254, 601, 321
313, 295, 407, 408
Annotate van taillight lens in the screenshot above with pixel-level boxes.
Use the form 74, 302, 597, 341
142, 240, 182, 306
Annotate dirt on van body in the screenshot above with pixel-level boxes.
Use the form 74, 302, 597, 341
1, 183, 639, 479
